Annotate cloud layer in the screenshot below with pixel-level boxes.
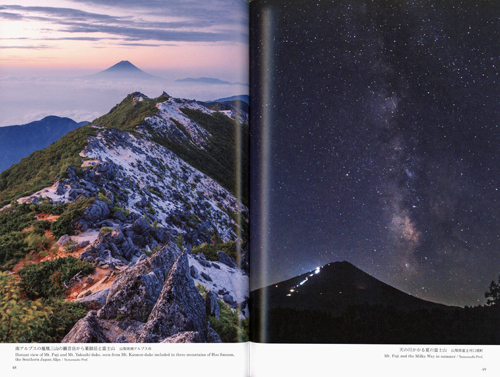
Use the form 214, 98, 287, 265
0, 1, 248, 45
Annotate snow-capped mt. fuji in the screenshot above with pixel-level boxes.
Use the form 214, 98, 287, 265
83, 60, 162, 80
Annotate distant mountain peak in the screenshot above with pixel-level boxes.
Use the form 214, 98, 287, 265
175, 77, 235, 85
83, 61, 162, 81
103, 60, 142, 72
252, 260, 455, 316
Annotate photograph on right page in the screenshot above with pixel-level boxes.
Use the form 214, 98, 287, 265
249, 0, 500, 344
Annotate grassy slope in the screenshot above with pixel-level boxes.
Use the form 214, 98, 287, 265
0, 126, 96, 206
89, 92, 169, 133
0, 92, 249, 206
91, 92, 249, 204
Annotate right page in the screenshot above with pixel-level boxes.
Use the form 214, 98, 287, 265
249, 0, 499, 371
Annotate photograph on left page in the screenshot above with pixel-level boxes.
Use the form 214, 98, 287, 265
0, 0, 249, 344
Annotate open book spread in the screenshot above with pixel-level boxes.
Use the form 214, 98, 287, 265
0, 0, 499, 376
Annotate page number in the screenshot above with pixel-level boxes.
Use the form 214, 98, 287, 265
12, 366, 16, 370
482, 368, 487, 372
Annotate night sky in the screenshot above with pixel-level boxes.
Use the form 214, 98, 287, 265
250, 0, 500, 307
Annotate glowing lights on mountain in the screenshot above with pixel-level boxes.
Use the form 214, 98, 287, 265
286, 267, 323, 297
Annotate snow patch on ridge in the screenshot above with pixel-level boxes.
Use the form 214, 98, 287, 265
189, 254, 249, 317
81, 126, 245, 243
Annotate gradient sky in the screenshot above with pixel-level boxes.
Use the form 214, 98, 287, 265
250, 0, 500, 308
0, 0, 248, 126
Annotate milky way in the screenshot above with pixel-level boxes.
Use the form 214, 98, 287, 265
250, 0, 500, 307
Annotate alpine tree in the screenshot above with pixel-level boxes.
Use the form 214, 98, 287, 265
485, 274, 500, 306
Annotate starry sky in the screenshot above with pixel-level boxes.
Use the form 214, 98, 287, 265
250, 0, 500, 307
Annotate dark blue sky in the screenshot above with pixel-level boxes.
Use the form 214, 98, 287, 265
250, 0, 500, 307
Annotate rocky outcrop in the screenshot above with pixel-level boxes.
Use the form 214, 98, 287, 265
223, 294, 235, 306
62, 311, 110, 343
205, 290, 220, 319
82, 227, 137, 265
56, 234, 71, 246
138, 249, 208, 342
217, 250, 237, 268
200, 272, 212, 282
190, 265, 199, 279
207, 326, 222, 343
78, 288, 109, 310
160, 331, 204, 343
65, 243, 224, 343
131, 217, 151, 235
81, 200, 110, 224
96, 318, 144, 343
97, 242, 179, 321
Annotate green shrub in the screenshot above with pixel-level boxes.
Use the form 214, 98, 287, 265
0, 272, 86, 342
147, 203, 157, 215
112, 206, 130, 217
170, 215, 181, 226
35, 220, 52, 232
176, 233, 183, 250
98, 192, 110, 204
17, 256, 95, 299
208, 299, 249, 343
146, 187, 163, 198
50, 196, 94, 239
100, 226, 112, 235
50, 212, 75, 239
24, 232, 50, 252
192, 240, 238, 263
0, 207, 39, 269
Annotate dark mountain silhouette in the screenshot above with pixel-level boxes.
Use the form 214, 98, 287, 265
175, 77, 236, 85
83, 60, 162, 80
0, 116, 88, 173
252, 261, 454, 316
209, 95, 249, 105
250, 261, 500, 344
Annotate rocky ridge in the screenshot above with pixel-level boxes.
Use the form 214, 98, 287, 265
13, 92, 249, 343
63, 243, 222, 343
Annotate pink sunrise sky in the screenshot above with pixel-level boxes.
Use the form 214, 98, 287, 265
0, 0, 249, 126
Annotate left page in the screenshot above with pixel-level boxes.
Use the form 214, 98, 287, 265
0, 1, 249, 375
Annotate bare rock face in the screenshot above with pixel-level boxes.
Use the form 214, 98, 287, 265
81, 200, 110, 224
131, 217, 152, 235
97, 242, 179, 321
56, 234, 71, 246
207, 325, 222, 343
217, 250, 237, 268
160, 331, 204, 343
64, 243, 225, 343
96, 318, 145, 343
190, 265, 199, 279
78, 288, 109, 310
138, 249, 207, 343
205, 290, 220, 319
61, 311, 110, 343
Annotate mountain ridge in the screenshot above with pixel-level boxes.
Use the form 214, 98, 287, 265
251, 260, 456, 316
0, 90, 250, 343
208, 95, 249, 105
175, 77, 247, 86
0, 116, 88, 173
83, 60, 163, 81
